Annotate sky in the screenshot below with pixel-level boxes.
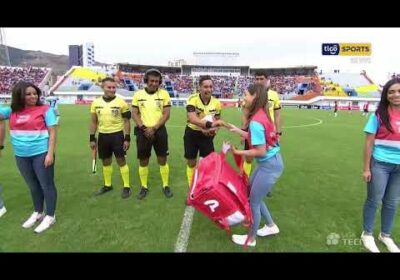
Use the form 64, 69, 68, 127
2, 28, 400, 85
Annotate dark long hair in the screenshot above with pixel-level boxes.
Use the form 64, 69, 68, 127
246, 84, 271, 121
11, 81, 43, 112
376, 78, 400, 133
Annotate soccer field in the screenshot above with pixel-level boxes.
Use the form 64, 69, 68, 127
0, 105, 398, 252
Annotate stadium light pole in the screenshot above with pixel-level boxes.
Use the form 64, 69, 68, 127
0, 28, 11, 66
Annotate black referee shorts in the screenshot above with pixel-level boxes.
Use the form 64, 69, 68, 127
98, 131, 125, 159
135, 125, 169, 160
184, 126, 215, 160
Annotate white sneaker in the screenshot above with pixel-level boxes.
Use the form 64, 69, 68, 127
232, 234, 256, 247
257, 224, 280, 237
0, 206, 6, 218
361, 232, 380, 253
34, 215, 56, 233
22, 212, 44, 228
378, 234, 400, 253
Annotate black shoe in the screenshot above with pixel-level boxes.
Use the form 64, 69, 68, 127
137, 187, 148, 200
121, 187, 132, 199
163, 186, 173, 198
95, 186, 113, 196
267, 192, 272, 197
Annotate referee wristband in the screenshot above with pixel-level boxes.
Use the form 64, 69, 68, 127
205, 121, 213, 129
90, 134, 96, 142
124, 135, 131, 142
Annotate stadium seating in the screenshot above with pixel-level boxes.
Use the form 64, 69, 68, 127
0, 66, 48, 94
53, 65, 384, 101
320, 73, 380, 97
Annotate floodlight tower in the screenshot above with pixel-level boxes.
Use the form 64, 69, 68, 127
0, 28, 11, 66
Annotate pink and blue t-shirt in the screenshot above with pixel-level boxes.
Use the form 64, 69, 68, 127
0, 105, 57, 157
364, 108, 400, 164
248, 109, 280, 163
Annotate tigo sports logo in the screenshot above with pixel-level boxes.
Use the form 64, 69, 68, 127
322, 43, 371, 56
340, 43, 371, 56
322, 43, 339, 55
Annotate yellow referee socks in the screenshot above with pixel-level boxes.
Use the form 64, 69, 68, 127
159, 163, 169, 188
243, 161, 252, 177
103, 165, 113, 187
186, 165, 194, 188
119, 164, 130, 188
139, 166, 149, 189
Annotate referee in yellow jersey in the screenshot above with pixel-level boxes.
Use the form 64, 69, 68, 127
132, 69, 172, 200
184, 75, 225, 187
89, 77, 132, 198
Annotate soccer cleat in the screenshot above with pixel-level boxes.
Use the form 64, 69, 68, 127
94, 186, 113, 196
163, 186, 173, 198
0, 206, 6, 218
121, 187, 132, 199
137, 187, 148, 200
34, 215, 56, 233
22, 212, 44, 228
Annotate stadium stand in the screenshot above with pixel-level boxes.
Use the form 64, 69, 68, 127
320, 72, 380, 97
0, 66, 49, 94
52, 64, 383, 102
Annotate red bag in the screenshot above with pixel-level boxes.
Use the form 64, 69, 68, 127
186, 152, 252, 231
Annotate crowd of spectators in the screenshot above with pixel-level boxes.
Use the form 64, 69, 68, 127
0, 66, 48, 94
62, 68, 321, 99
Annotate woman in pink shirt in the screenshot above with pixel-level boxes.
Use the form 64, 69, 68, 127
0, 81, 58, 233
361, 78, 400, 252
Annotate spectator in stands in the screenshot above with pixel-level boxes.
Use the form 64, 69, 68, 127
0, 81, 58, 233
361, 78, 400, 252
227, 84, 284, 247
112, 69, 318, 101
0, 66, 47, 94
